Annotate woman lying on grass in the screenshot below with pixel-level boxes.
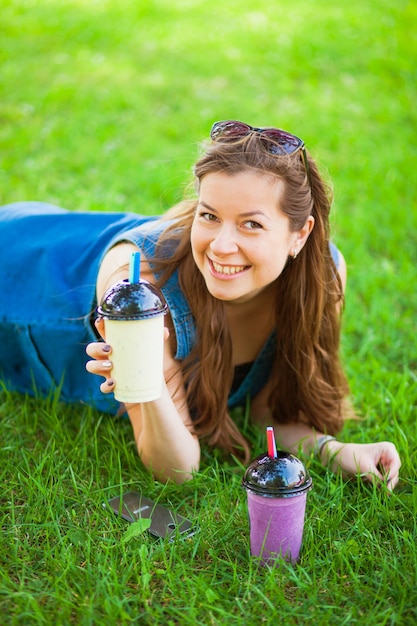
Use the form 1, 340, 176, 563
1, 121, 401, 487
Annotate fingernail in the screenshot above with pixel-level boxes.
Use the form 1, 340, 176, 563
102, 360, 112, 369
102, 344, 111, 353
107, 379, 115, 388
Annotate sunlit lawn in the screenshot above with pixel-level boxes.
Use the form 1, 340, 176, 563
1, 0, 416, 623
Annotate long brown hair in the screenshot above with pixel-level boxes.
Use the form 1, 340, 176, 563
149, 133, 349, 461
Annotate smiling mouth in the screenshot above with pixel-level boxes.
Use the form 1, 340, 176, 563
210, 259, 250, 275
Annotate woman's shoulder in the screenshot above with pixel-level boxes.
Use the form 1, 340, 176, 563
106, 216, 184, 258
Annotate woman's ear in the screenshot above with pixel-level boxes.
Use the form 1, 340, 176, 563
292, 215, 315, 255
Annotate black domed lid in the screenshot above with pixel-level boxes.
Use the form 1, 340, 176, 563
242, 451, 312, 498
97, 279, 168, 320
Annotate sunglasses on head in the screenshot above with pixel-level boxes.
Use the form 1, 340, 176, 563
210, 120, 311, 185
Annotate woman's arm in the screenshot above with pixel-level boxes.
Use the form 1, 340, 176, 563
275, 422, 401, 490
251, 386, 401, 491
86, 242, 200, 483
318, 438, 401, 491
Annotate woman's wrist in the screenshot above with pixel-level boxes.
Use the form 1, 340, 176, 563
314, 435, 337, 457
317, 436, 344, 467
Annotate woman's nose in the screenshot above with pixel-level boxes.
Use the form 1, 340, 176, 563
209, 225, 239, 256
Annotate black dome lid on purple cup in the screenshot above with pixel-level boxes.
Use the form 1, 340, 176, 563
242, 451, 313, 498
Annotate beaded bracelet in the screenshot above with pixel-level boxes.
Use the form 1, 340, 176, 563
315, 435, 337, 458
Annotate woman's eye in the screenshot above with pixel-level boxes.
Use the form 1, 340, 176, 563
199, 211, 218, 222
244, 220, 263, 230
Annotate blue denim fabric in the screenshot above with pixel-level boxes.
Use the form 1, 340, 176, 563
0, 202, 156, 413
0, 202, 341, 413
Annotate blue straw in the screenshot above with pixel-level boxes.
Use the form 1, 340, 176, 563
129, 251, 141, 284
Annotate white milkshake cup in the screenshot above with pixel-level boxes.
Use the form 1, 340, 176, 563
97, 254, 167, 403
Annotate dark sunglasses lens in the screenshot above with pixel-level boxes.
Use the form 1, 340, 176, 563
210, 121, 252, 141
262, 130, 303, 154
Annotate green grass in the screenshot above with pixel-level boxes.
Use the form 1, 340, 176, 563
1, 0, 416, 623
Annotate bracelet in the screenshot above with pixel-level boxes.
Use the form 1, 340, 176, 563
315, 435, 337, 458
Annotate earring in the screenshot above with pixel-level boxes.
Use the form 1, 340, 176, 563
292, 248, 298, 259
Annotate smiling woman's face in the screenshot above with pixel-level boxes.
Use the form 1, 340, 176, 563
190, 170, 312, 304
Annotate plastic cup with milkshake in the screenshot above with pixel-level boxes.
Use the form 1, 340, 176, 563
242, 426, 313, 565
97, 251, 168, 403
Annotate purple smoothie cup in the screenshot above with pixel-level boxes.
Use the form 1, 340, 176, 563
242, 450, 312, 565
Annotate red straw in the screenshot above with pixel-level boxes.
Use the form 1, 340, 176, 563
266, 426, 277, 459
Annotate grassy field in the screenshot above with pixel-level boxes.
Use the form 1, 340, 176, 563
1, 0, 416, 623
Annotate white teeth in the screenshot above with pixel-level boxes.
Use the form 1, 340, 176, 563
212, 260, 246, 275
